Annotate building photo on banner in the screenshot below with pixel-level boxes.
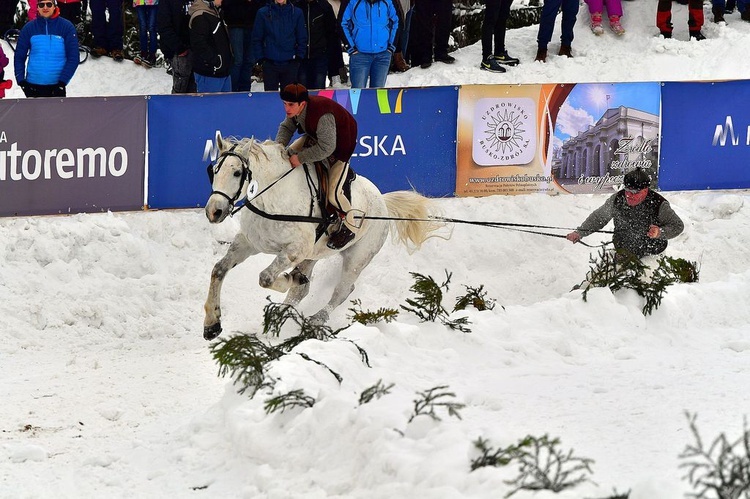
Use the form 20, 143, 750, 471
3, 1, 750, 498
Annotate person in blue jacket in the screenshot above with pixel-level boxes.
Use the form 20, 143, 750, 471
14, 0, 79, 98
252, 0, 307, 92
341, 0, 398, 88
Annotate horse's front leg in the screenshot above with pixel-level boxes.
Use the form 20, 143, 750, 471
204, 235, 256, 340
259, 253, 299, 293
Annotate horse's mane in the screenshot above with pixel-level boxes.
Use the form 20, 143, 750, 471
222, 136, 287, 174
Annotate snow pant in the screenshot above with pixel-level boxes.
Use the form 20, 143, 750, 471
262, 60, 300, 92
171, 52, 197, 94
481, 0, 513, 60
584, 0, 623, 17
537, 0, 580, 49
656, 0, 704, 34
90, 0, 123, 51
408, 0, 452, 66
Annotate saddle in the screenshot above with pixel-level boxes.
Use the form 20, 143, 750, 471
311, 160, 357, 242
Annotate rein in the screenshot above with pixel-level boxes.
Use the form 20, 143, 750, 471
208, 149, 611, 247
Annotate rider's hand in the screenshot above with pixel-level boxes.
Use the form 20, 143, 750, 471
566, 231, 581, 243
647, 225, 661, 238
289, 154, 302, 168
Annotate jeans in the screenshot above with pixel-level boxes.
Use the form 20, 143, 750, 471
136, 5, 158, 55
195, 74, 232, 93
229, 27, 253, 92
90, 0, 123, 50
298, 55, 328, 90
171, 53, 196, 94
349, 51, 392, 89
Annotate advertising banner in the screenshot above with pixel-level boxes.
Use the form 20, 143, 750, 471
0, 97, 146, 217
147, 86, 458, 209
456, 82, 661, 196
660, 80, 750, 191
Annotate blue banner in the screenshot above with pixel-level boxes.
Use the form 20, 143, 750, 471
660, 81, 750, 191
147, 86, 458, 209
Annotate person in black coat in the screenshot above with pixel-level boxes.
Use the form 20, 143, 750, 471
158, 0, 197, 93
293, 0, 338, 89
189, 0, 233, 92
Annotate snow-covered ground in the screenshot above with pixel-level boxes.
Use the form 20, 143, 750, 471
3, 3, 750, 498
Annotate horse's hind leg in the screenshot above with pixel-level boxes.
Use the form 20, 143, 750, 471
284, 259, 317, 307
310, 243, 381, 324
204, 235, 255, 340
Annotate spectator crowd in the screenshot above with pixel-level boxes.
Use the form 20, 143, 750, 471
1, 0, 749, 97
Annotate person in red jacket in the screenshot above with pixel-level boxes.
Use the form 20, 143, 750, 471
275, 83, 360, 249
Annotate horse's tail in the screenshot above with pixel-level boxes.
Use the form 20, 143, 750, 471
382, 191, 449, 253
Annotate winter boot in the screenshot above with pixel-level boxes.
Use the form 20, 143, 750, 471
742, 5, 750, 20
590, 12, 604, 35
558, 45, 573, 57
535, 47, 547, 62
689, 30, 706, 40
110, 49, 124, 62
726, 0, 736, 13
609, 15, 626, 35
134, 51, 145, 65
392, 52, 410, 72
480, 56, 506, 73
91, 46, 108, 58
493, 51, 520, 66
712, 6, 725, 22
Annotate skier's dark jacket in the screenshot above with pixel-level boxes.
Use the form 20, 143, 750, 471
576, 189, 684, 257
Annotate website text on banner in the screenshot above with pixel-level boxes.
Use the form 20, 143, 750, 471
660, 80, 750, 191
146, 87, 458, 210
0, 97, 146, 217
455, 82, 661, 196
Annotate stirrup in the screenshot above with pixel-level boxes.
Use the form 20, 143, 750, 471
344, 209, 366, 229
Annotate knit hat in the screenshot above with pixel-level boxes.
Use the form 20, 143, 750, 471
623, 168, 651, 190
280, 83, 309, 103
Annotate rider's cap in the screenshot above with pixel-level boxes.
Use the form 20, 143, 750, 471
623, 168, 651, 190
280, 83, 309, 103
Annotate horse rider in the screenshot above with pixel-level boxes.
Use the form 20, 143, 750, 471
275, 82, 360, 250
566, 167, 684, 258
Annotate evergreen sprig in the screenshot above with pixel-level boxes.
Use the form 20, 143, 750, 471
348, 299, 400, 325
359, 379, 395, 405
579, 249, 700, 316
454, 284, 497, 312
263, 389, 316, 414
470, 436, 529, 471
210, 334, 281, 396
679, 412, 750, 499
408, 385, 465, 423
505, 434, 595, 497
401, 271, 472, 332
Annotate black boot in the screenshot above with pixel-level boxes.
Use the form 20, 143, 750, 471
713, 6, 725, 22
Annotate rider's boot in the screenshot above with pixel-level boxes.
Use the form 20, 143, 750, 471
327, 223, 356, 250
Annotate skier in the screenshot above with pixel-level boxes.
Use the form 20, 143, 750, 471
566, 168, 684, 258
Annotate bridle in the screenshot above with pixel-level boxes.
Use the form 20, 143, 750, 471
206, 146, 252, 207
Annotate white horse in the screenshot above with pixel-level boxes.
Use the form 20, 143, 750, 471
203, 132, 443, 340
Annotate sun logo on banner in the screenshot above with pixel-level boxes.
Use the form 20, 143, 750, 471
472, 98, 536, 166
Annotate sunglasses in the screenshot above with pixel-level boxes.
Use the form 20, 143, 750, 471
38, 2, 55, 7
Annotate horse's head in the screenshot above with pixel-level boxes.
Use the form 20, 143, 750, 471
205, 131, 254, 224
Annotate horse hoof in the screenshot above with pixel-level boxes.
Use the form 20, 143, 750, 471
310, 311, 329, 325
203, 323, 222, 341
